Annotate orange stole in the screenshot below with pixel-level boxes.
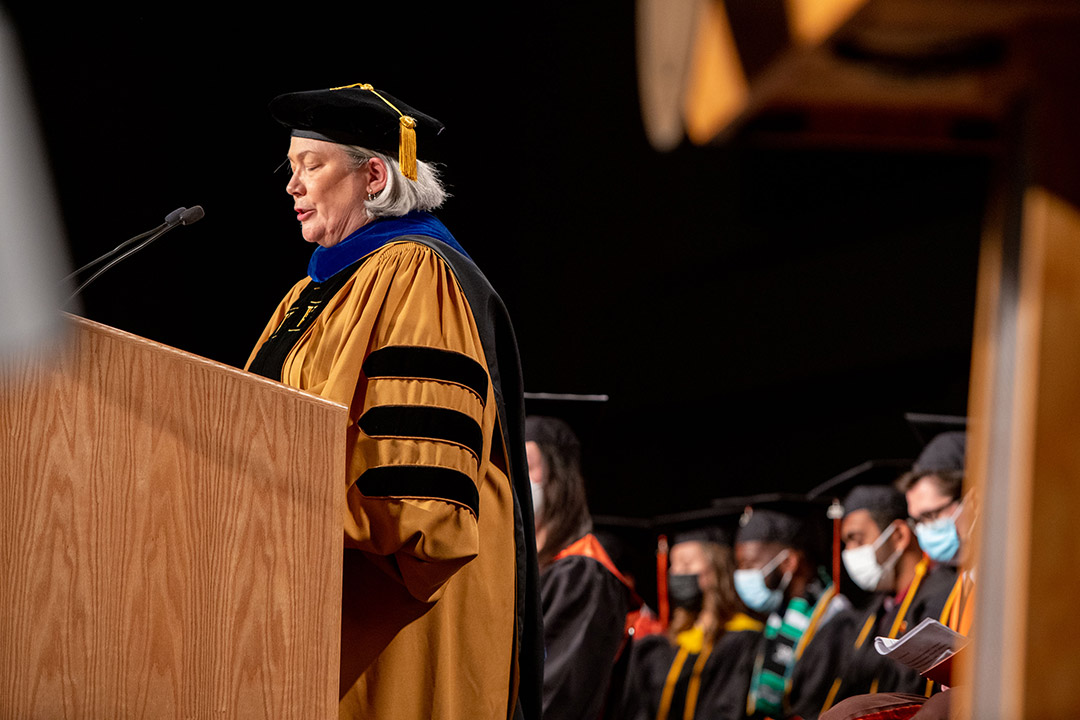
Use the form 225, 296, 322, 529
554, 533, 644, 636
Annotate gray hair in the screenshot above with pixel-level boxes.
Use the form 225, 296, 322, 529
341, 145, 448, 219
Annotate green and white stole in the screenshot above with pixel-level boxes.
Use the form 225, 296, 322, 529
746, 597, 815, 717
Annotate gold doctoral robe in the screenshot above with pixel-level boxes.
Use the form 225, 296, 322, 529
247, 237, 534, 720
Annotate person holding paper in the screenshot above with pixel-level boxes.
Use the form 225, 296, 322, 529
795, 484, 958, 719
819, 433, 976, 720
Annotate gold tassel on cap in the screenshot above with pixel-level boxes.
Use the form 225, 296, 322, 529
331, 82, 419, 181
399, 116, 417, 181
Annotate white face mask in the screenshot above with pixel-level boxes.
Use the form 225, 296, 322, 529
530, 482, 544, 524
842, 521, 903, 592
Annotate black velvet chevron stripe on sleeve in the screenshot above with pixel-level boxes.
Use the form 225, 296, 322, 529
358, 405, 484, 459
362, 345, 489, 404
355, 465, 480, 517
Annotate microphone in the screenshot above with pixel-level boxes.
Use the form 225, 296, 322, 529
65, 205, 205, 305
179, 205, 204, 225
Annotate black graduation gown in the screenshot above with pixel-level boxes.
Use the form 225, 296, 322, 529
618, 626, 762, 720
788, 563, 959, 719
541, 553, 632, 720
787, 605, 864, 719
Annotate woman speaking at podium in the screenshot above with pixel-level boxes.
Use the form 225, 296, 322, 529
245, 83, 541, 720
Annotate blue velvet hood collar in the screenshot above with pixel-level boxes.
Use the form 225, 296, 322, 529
307, 211, 468, 282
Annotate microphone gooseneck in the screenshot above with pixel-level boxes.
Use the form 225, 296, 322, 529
64, 204, 205, 305
62, 206, 187, 284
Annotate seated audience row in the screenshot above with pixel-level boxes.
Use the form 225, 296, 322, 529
527, 416, 975, 720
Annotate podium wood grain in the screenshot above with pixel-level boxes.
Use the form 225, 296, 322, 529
0, 317, 346, 719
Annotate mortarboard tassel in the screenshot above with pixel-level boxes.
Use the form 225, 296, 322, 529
330, 83, 420, 181
399, 115, 417, 181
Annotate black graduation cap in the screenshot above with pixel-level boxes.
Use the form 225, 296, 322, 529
269, 83, 446, 180
669, 524, 730, 548
805, 458, 914, 502
638, 493, 835, 569
649, 504, 743, 545
911, 430, 966, 476
839, 485, 908, 524
725, 494, 836, 566
904, 412, 967, 449
805, 459, 913, 530
523, 391, 611, 510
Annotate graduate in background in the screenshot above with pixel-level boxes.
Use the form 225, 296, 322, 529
821, 432, 976, 720
527, 416, 640, 720
736, 507, 849, 719
791, 484, 958, 719
618, 526, 763, 720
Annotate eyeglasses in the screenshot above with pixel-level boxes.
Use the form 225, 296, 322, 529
913, 498, 961, 525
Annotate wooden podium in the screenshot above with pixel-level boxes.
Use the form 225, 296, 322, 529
0, 316, 347, 719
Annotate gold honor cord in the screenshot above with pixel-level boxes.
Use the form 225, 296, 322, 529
820, 556, 932, 715
927, 573, 968, 698
656, 646, 691, 720
794, 583, 838, 661
940, 572, 971, 631
682, 642, 714, 720
886, 557, 928, 640
331, 83, 419, 180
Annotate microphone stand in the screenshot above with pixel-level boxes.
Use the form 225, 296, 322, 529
64, 206, 204, 307
62, 207, 186, 284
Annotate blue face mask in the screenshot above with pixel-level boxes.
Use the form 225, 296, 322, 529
734, 549, 790, 613
915, 515, 961, 563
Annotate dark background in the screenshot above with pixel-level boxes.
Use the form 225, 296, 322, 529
7, 4, 985, 532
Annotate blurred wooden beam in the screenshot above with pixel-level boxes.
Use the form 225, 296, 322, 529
636, 0, 702, 151
736, 0, 1080, 153
958, 11, 1080, 718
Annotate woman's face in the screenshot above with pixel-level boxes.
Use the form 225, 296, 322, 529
286, 137, 371, 248
669, 541, 718, 593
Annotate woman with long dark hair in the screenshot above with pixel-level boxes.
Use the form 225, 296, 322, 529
527, 415, 639, 720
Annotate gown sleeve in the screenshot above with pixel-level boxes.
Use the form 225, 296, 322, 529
253, 242, 499, 605
338, 243, 496, 603
541, 554, 630, 720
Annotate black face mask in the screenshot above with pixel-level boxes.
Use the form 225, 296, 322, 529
668, 573, 704, 612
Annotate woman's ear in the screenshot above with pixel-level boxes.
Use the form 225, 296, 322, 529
366, 157, 389, 195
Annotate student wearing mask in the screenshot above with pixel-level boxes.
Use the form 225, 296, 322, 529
821, 432, 976, 720
734, 508, 847, 720
897, 431, 973, 572
791, 484, 958, 719
619, 527, 763, 720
